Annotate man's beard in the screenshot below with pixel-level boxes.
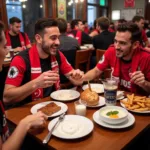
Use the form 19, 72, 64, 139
12, 29, 19, 35
41, 41, 58, 56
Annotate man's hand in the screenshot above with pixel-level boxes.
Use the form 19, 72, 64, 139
34, 70, 59, 89
21, 111, 48, 129
130, 71, 145, 87
67, 69, 84, 85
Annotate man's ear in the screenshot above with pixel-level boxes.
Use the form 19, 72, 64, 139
132, 41, 140, 49
35, 34, 42, 44
75, 25, 78, 30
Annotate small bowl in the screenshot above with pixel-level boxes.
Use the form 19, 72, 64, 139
99, 106, 128, 125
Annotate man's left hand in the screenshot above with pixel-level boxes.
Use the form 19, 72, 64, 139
130, 71, 145, 87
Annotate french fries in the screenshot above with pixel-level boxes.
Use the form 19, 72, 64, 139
121, 94, 150, 112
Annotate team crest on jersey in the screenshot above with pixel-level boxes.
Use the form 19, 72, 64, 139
8, 66, 19, 78
99, 55, 105, 64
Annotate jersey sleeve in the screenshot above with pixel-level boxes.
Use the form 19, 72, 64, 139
96, 47, 113, 71
5, 56, 26, 87
24, 33, 31, 45
59, 51, 73, 74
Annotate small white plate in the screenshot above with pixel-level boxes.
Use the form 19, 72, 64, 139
50, 90, 80, 102
117, 91, 125, 100
82, 84, 104, 94
93, 110, 135, 129
30, 101, 68, 117
4, 58, 11, 62
48, 115, 94, 139
120, 98, 150, 113
80, 46, 87, 49
79, 96, 105, 108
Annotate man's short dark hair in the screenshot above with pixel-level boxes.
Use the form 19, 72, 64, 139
9, 17, 21, 24
132, 16, 144, 23
97, 17, 110, 30
117, 22, 142, 43
0, 21, 4, 42
56, 18, 67, 34
34, 18, 58, 35
71, 19, 82, 29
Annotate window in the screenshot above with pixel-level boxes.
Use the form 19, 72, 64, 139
6, 0, 45, 42
112, 10, 120, 21
6, 0, 23, 31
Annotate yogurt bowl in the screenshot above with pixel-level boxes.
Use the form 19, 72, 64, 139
99, 106, 128, 124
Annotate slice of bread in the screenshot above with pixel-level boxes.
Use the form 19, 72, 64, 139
38, 102, 61, 116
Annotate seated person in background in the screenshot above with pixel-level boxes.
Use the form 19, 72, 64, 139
56, 18, 80, 84
93, 17, 115, 50
89, 19, 99, 37
66, 22, 72, 33
0, 21, 47, 150
83, 20, 89, 34
5, 17, 31, 52
3, 18, 83, 107
82, 22, 150, 96
132, 15, 149, 48
91, 17, 115, 69
108, 22, 115, 32
68, 19, 92, 45
56, 18, 79, 52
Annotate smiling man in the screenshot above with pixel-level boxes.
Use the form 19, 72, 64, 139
3, 18, 83, 107
82, 22, 150, 95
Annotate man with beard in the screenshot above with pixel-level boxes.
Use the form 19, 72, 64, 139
82, 22, 150, 96
5, 17, 31, 52
3, 18, 83, 107
68, 19, 92, 45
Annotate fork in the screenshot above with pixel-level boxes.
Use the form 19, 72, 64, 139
43, 113, 65, 144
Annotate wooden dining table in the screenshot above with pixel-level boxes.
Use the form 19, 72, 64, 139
5, 90, 150, 150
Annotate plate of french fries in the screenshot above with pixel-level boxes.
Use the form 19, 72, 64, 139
120, 94, 150, 113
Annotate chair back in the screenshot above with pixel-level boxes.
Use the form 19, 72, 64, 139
75, 49, 92, 72
96, 49, 105, 62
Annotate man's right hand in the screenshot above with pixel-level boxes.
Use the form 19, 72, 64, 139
34, 70, 59, 89
21, 111, 48, 130
14, 47, 23, 52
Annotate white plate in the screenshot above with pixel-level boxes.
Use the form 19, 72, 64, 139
48, 115, 94, 139
50, 90, 80, 102
117, 91, 125, 100
4, 58, 11, 62
80, 46, 87, 49
93, 110, 135, 129
79, 96, 105, 108
120, 98, 150, 113
30, 101, 68, 117
82, 84, 104, 94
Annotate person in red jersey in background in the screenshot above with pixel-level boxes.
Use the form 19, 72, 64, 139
5, 17, 31, 52
132, 15, 150, 48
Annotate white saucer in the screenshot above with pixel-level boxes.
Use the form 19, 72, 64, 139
79, 96, 105, 108
93, 110, 135, 129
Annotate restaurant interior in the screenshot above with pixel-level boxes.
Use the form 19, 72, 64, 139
0, 0, 150, 150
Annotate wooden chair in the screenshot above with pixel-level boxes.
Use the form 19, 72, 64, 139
75, 49, 92, 72
96, 49, 105, 63
96, 49, 112, 79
